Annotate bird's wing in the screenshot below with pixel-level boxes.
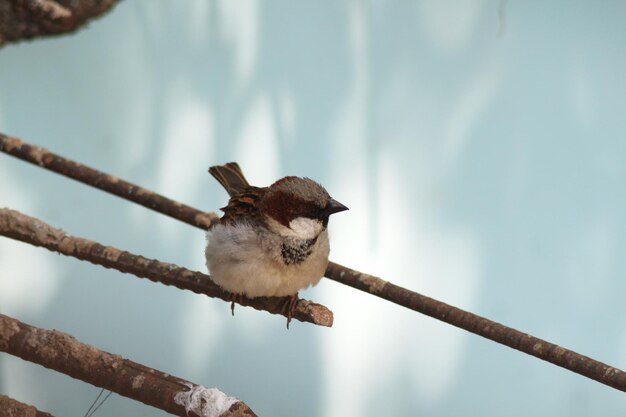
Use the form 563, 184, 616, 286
219, 186, 267, 225
209, 162, 251, 197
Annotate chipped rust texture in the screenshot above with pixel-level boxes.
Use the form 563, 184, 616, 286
0, 0, 119, 47
0, 134, 218, 229
0, 314, 258, 417
2, 134, 625, 392
0, 394, 55, 417
326, 262, 626, 392
0, 208, 332, 327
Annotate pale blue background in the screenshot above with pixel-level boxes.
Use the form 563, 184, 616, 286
1, 1, 626, 416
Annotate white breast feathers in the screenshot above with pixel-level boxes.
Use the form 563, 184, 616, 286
205, 221, 329, 297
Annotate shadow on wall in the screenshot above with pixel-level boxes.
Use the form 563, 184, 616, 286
1, 1, 626, 416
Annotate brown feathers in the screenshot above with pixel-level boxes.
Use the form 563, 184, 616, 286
209, 162, 347, 227
205, 162, 347, 307
208, 162, 251, 197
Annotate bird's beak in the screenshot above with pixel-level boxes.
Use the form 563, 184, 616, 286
325, 198, 349, 215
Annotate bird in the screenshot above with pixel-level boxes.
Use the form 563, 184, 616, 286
205, 162, 348, 327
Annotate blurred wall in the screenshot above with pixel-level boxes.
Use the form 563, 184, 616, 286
1, 1, 625, 416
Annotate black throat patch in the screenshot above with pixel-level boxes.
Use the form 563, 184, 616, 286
281, 237, 317, 265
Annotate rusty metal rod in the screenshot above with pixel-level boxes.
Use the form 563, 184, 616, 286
0, 0, 120, 49
325, 263, 626, 391
0, 134, 218, 230
0, 208, 333, 327
0, 394, 55, 417
1, 133, 625, 392
0, 314, 257, 417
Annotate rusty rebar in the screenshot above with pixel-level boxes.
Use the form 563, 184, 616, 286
2, 134, 625, 392
0, 208, 333, 327
325, 263, 626, 391
0, 0, 120, 48
0, 314, 257, 417
0, 394, 55, 417
0, 134, 217, 229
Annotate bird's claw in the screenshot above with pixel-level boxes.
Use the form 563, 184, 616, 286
282, 293, 299, 329
229, 293, 244, 316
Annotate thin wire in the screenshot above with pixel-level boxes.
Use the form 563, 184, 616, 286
82, 388, 104, 417
86, 391, 113, 417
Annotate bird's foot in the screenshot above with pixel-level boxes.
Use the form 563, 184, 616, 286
229, 292, 244, 316
282, 293, 299, 329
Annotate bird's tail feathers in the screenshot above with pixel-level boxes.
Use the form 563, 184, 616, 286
209, 162, 250, 197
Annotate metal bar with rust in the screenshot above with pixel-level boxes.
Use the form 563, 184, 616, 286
325, 262, 626, 391
1, 134, 625, 392
0, 314, 256, 417
0, 208, 333, 328
0, 394, 55, 417
0, 134, 217, 230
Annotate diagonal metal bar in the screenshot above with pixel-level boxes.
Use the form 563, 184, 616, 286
1, 133, 625, 392
0, 394, 55, 417
0, 134, 217, 230
0, 314, 257, 417
0, 208, 333, 327
325, 263, 626, 391
0, 0, 120, 48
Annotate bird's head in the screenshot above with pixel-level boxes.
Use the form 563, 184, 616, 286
260, 176, 348, 239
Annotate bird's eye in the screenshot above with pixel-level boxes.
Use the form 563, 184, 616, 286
295, 201, 321, 219
306, 207, 324, 219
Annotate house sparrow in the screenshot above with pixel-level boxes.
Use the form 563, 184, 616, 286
205, 162, 348, 326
